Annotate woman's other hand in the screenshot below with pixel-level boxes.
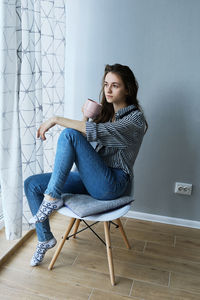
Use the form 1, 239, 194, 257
37, 117, 56, 140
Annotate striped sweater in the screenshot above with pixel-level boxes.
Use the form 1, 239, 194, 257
86, 104, 145, 179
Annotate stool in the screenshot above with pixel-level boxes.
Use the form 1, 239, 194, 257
48, 197, 132, 286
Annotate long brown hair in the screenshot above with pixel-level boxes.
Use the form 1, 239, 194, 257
94, 64, 148, 133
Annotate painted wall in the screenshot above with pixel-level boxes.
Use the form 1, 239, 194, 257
65, 0, 200, 221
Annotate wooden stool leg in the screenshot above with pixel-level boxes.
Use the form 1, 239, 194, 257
73, 219, 81, 238
104, 221, 115, 286
48, 218, 76, 270
116, 218, 131, 249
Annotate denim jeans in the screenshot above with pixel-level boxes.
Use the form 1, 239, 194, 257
24, 128, 130, 242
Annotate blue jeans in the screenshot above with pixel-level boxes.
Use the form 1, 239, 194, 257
24, 128, 130, 242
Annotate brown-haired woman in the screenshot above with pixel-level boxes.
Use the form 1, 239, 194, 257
24, 63, 148, 266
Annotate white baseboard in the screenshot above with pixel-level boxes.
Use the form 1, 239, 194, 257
126, 210, 200, 229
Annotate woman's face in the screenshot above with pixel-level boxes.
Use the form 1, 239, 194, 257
104, 72, 128, 106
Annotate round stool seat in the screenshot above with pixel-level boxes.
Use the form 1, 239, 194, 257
58, 203, 131, 221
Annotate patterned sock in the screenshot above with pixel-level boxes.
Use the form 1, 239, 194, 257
30, 237, 57, 267
29, 198, 63, 224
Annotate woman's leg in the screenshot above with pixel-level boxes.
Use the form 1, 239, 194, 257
45, 128, 129, 200
24, 171, 88, 241
25, 128, 129, 264
24, 173, 54, 242
31, 128, 129, 223
25, 171, 88, 266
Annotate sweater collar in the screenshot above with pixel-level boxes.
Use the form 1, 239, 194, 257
115, 104, 137, 119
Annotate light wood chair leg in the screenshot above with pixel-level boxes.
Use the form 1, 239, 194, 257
48, 217, 76, 270
116, 218, 131, 249
73, 219, 81, 238
104, 221, 115, 286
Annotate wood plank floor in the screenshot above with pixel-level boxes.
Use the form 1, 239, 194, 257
1, 214, 200, 299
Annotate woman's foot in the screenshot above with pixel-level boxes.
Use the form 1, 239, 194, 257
30, 237, 57, 267
29, 198, 63, 224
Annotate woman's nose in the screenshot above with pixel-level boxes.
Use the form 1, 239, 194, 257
107, 85, 112, 93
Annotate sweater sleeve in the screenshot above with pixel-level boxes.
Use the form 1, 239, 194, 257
86, 111, 145, 149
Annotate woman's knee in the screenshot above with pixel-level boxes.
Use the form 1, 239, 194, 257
61, 128, 80, 137
24, 174, 46, 195
25, 173, 51, 194
24, 175, 38, 193
59, 128, 82, 143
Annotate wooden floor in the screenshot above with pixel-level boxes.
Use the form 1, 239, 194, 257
1, 214, 200, 300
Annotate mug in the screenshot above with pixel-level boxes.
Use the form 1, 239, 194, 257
83, 99, 102, 119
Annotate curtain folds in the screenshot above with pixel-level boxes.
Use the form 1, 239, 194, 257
0, 0, 66, 239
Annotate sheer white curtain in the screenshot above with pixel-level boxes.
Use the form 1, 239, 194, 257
0, 0, 66, 240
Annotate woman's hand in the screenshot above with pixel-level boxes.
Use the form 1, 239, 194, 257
37, 117, 57, 141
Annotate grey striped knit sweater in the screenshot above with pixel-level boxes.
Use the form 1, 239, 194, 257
86, 105, 145, 179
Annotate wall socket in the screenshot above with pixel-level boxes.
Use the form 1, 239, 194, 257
174, 182, 192, 195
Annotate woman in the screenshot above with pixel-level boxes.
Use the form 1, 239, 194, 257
24, 63, 148, 266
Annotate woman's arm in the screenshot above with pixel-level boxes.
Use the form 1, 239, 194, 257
86, 111, 145, 148
55, 116, 86, 134
37, 116, 86, 141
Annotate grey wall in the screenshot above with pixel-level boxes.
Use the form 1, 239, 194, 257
65, 0, 200, 221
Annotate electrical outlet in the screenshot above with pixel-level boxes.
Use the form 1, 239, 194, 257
174, 182, 192, 195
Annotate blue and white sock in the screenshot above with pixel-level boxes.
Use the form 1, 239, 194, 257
30, 237, 57, 267
29, 197, 63, 224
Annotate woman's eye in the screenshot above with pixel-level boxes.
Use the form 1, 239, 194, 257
113, 84, 118, 88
